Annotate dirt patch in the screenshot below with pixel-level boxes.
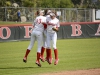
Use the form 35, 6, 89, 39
40, 69, 100, 75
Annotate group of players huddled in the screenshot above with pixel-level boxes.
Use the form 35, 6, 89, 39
23, 9, 60, 67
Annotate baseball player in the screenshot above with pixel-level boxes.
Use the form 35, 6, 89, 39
23, 10, 46, 67
40, 9, 52, 62
46, 12, 60, 65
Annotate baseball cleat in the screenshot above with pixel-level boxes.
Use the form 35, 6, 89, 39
23, 58, 27, 63
45, 58, 50, 64
47, 58, 53, 65
47, 59, 50, 64
54, 59, 59, 65
49, 58, 52, 64
35, 61, 41, 67
40, 57, 45, 62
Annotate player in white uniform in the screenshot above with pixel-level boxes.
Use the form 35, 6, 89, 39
46, 12, 60, 65
40, 9, 52, 62
23, 10, 46, 67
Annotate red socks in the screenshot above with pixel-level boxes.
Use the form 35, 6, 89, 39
24, 49, 30, 58
54, 49, 58, 59
46, 49, 52, 60
37, 52, 41, 61
41, 47, 45, 58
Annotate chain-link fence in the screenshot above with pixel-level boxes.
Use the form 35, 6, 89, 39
0, 7, 92, 22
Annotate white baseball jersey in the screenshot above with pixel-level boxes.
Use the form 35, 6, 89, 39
46, 17, 60, 49
46, 15, 50, 18
46, 17, 60, 33
33, 16, 46, 32
27, 15, 46, 52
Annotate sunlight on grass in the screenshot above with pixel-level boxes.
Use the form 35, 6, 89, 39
0, 38, 100, 75
0, 21, 31, 26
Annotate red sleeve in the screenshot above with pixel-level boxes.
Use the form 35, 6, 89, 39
43, 23, 47, 29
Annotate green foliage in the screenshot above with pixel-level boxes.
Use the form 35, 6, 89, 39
23, 0, 34, 7
0, 0, 100, 8
41, 0, 73, 8
0, 0, 74, 8
71, 0, 82, 5
71, 0, 100, 8
0, 21, 31, 25
0, 0, 6, 7
0, 38, 100, 75
60, 0, 74, 8
5, 1, 11, 6
41, 0, 60, 8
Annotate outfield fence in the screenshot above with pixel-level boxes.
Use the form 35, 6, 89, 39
0, 7, 93, 22
0, 22, 100, 42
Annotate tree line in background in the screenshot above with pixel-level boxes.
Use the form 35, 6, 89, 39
0, 0, 100, 8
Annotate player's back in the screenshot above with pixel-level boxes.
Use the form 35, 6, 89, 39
33, 16, 46, 32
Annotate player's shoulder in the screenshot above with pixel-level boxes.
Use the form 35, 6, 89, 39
55, 17, 59, 21
42, 16, 46, 20
43, 16, 46, 18
46, 15, 50, 18
46, 17, 51, 20
36, 16, 45, 19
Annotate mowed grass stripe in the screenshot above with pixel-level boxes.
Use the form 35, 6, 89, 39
0, 21, 31, 25
0, 38, 100, 75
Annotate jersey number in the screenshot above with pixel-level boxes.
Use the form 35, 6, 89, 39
37, 19, 42, 24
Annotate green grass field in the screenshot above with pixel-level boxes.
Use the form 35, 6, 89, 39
0, 21, 31, 26
0, 38, 100, 75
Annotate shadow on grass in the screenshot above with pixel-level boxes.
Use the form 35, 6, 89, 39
0, 66, 51, 70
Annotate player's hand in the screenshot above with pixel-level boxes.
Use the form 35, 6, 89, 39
52, 27, 59, 32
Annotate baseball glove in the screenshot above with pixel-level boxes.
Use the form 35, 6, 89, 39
52, 27, 58, 32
